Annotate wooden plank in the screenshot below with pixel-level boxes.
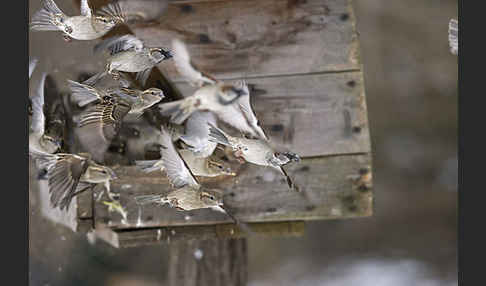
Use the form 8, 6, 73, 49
94, 153, 372, 229
131, 0, 361, 80
92, 221, 305, 248
174, 71, 371, 157
168, 238, 247, 286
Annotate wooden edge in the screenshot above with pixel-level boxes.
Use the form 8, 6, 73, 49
92, 221, 305, 248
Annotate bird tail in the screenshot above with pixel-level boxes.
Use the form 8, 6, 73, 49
30, 0, 66, 31
207, 123, 231, 146
134, 194, 164, 205
134, 160, 163, 173
158, 98, 197, 124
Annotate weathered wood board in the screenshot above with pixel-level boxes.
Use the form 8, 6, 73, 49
133, 0, 361, 80
60, 0, 373, 247
174, 71, 370, 157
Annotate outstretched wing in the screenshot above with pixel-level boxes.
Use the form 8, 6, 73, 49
234, 80, 268, 140
29, 58, 38, 79
159, 125, 199, 189
78, 95, 131, 133
31, 72, 47, 135
30, 151, 90, 210
94, 34, 144, 55
172, 38, 217, 87
68, 80, 104, 107
80, 0, 92, 17
97, 0, 125, 22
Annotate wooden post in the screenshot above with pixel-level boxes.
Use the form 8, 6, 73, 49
168, 238, 247, 286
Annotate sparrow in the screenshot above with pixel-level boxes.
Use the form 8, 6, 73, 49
29, 72, 62, 155
179, 111, 219, 158
69, 79, 164, 116
134, 126, 238, 222
89, 35, 172, 87
69, 80, 132, 162
207, 123, 301, 190
135, 148, 236, 178
29, 150, 118, 210
30, 0, 125, 42
449, 18, 458, 55
158, 39, 254, 133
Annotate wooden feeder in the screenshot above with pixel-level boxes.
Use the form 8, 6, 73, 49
38, 0, 373, 284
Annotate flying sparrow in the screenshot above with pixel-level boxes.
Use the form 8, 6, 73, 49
69, 79, 164, 115
89, 35, 172, 87
159, 39, 256, 133
29, 72, 62, 155
207, 123, 300, 190
29, 150, 118, 210
136, 148, 235, 178
30, 0, 125, 42
134, 126, 238, 222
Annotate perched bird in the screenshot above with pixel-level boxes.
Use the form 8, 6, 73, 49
135, 148, 235, 178
29, 151, 118, 210
159, 39, 254, 133
449, 18, 458, 55
207, 123, 300, 190
30, 0, 125, 42
29, 58, 38, 79
69, 79, 164, 116
134, 126, 237, 221
179, 111, 219, 158
89, 35, 172, 87
29, 72, 62, 155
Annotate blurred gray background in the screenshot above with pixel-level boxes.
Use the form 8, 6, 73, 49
29, 0, 457, 285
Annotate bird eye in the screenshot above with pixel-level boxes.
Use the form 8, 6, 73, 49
210, 196, 215, 200
218, 165, 223, 169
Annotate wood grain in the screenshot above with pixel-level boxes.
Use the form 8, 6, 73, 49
93, 153, 372, 229
174, 71, 371, 157
131, 0, 361, 80
168, 238, 247, 286
93, 221, 305, 248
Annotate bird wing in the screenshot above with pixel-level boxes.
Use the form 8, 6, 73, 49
181, 111, 217, 145
234, 80, 268, 140
94, 35, 144, 55
41, 153, 90, 210
78, 95, 131, 146
172, 38, 217, 87
448, 18, 458, 55
31, 72, 47, 135
68, 80, 103, 107
80, 0, 92, 17
159, 125, 199, 189
97, 0, 125, 21
29, 58, 38, 79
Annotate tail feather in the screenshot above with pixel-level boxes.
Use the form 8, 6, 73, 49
30, 0, 66, 31
158, 98, 196, 124
135, 194, 164, 205
135, 160, 164, 173
207, 123, 230, 146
